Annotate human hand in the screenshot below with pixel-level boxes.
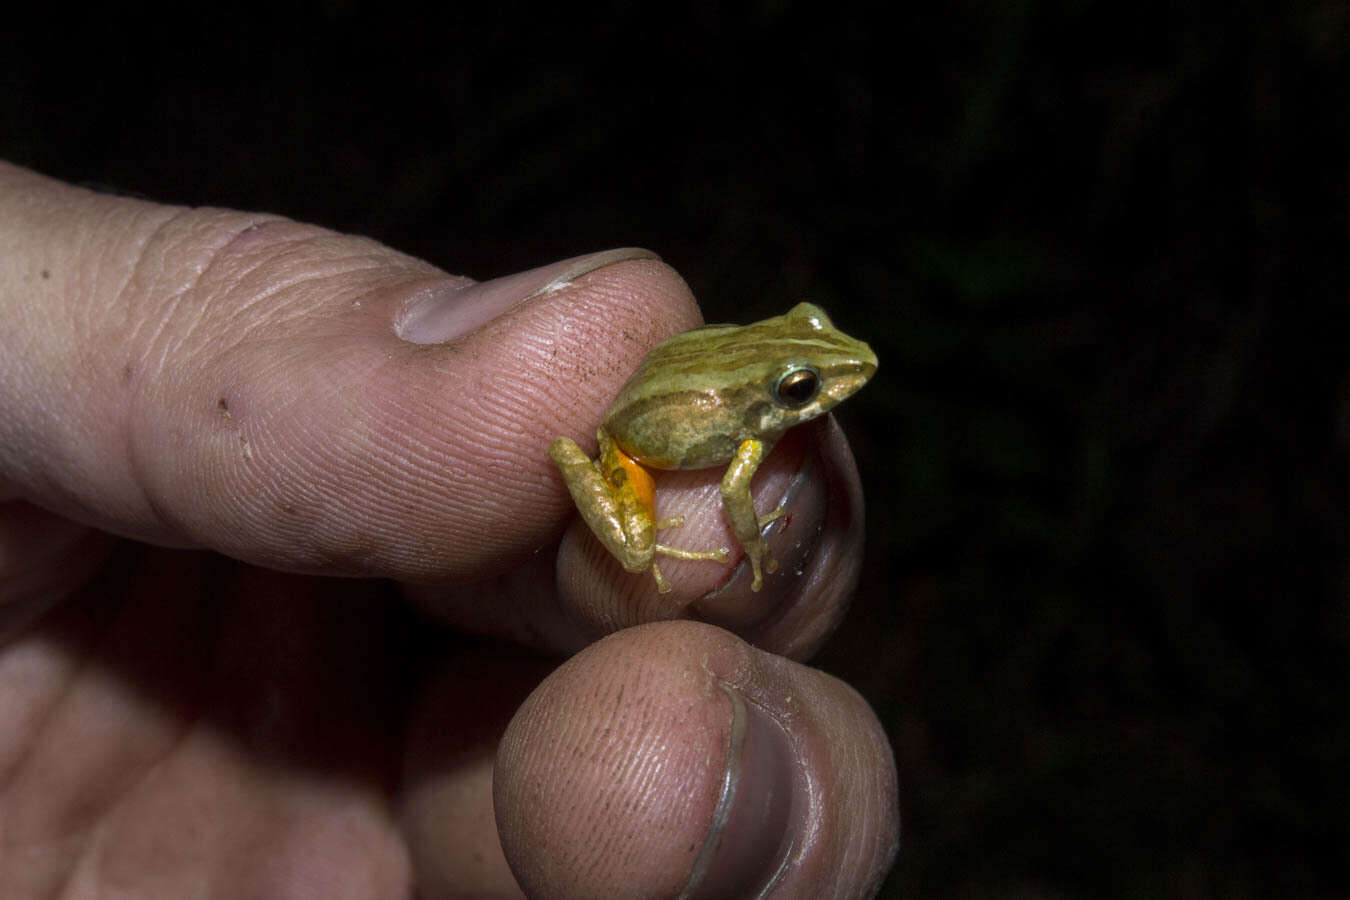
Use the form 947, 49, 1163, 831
0, 161, 898, 897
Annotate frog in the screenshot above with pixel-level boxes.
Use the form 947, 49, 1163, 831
549, 302, 877, 594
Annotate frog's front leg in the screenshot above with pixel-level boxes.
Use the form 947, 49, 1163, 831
720, 438, 786, 592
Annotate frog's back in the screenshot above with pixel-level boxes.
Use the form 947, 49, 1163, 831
603, 303, 877, 470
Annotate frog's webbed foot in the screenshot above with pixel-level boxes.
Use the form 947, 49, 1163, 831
743, 540, 778, 592
657, 503, 787, 593
759, 504, 787, 529
648, 546, 731, 593
654, 543, 732, 564
650, 561, 672, 594
654, 515, 731, 560
737, 505, 789, 591
644, 515, 731, 592
648, 546, 732, 594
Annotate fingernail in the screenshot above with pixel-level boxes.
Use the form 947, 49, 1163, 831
395, 247, 660, 344
680, 685, 801, 899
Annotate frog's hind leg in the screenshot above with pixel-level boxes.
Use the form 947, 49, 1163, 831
654, 541, 731, 564
654, 515, 731, 564
549, 436, 652, 572
649, 561, 672, 594
650, 522, 731, 593
649, 543, 731, 594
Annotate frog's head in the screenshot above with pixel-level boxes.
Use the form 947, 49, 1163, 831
744, 302, 877, 436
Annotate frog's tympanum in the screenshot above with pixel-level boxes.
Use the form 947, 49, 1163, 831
550, 303, 877, 593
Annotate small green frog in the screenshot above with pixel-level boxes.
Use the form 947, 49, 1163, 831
549, 302, 877, 593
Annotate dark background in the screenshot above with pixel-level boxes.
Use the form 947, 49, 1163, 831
4, 3, 1347, 895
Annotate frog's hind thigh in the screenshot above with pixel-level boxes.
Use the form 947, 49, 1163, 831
549, 437, 649, 571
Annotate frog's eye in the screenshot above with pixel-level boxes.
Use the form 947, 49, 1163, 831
773, 365, 820, 408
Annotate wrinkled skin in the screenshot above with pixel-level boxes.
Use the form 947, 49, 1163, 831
0, 161, 898, 898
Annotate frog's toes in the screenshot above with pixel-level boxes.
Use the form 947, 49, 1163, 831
651, 562, 673, 594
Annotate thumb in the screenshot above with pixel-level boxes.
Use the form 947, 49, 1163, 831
0, 160, 698, 582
